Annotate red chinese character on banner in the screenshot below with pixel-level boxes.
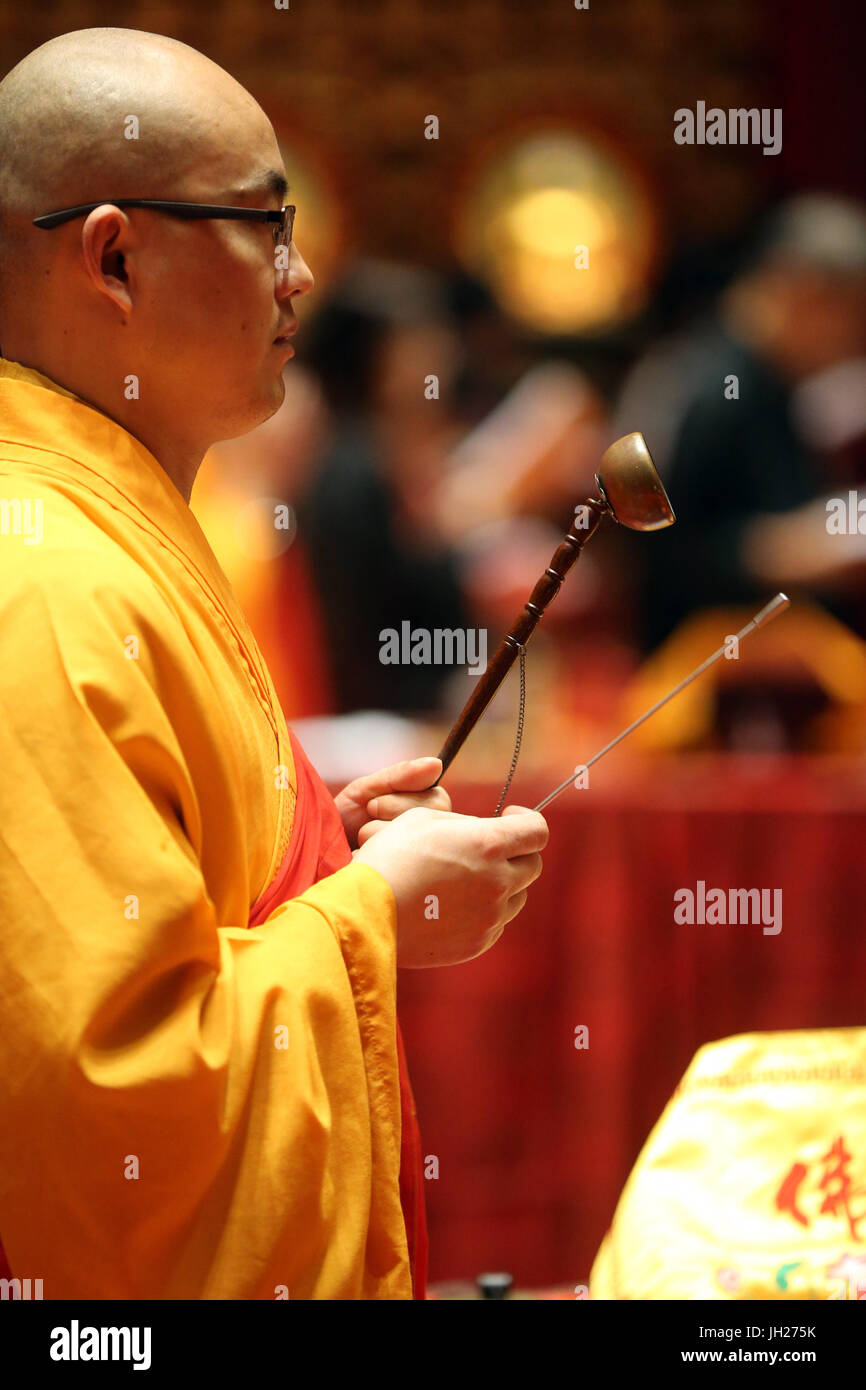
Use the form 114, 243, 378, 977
776, 1162, 810, 1228
775, 1137, 866, 1242
817, 1137, 865, 1243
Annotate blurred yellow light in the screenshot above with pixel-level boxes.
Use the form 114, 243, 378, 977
454, 129, 656, 334
504, 187, 612, 257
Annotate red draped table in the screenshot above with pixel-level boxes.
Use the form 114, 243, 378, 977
392, 755, 866, 1288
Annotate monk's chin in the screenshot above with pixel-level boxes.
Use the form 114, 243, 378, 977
232, 375, 287, 438
265, 370, 287, 414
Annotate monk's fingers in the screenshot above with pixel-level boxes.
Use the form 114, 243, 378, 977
505, 851, 544, 894
366, 786, 452, 820
486, 807, 549, 857
341, 756, 443, 809
501, 888, 529, 926
356, 818, 390, 847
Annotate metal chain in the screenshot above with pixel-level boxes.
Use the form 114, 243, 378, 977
493, 643, 526, 816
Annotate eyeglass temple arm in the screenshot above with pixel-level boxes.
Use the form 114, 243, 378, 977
33, 202, 287, 230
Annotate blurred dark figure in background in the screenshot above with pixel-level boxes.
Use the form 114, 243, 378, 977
297, 261, 470, 714
618, 194, 866, 650
298, 261, 603, 719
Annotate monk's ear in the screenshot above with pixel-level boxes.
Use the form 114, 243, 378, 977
80, 205, 132, 315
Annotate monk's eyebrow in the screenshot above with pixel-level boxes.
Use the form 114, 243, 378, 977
228, 169, 290, 204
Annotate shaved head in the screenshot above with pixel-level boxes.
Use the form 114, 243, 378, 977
0, 29, 250, 268
0, 28, 313, 499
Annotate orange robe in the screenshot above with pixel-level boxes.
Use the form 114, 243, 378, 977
0, 360, 423, 1299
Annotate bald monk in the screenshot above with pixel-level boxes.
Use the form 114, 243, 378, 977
0, 29, 548, 1300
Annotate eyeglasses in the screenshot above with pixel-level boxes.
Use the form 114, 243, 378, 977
32, 200, 296, 249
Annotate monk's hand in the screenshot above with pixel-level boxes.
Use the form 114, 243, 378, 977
334, 756, 451, 850
353, 803, 548, 968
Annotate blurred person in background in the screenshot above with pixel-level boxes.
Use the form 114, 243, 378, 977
617, 194, 866, 651
297, 260, 608, 720
297, 260, 471, 715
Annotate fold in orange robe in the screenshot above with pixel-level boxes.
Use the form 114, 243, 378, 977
0, 362, 425, 1299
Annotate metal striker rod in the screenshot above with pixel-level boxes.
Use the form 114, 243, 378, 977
533, 593, 791, 813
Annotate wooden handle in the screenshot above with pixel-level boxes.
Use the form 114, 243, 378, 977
436, 499, 607, 776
